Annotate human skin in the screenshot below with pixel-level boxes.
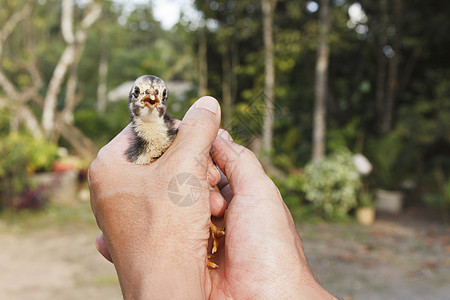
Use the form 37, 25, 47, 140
89, 96, 224, 299
89, 96, 336, 299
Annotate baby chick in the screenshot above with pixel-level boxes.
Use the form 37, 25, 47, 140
125, 75, 224, 268
126, 75, 177, 164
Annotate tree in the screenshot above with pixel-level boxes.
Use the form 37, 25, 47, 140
198, 26, 208, 96
0, 1, 41, 138
381, 0, 402, 133
193, 0, 260, 130
41, 0, 101, 138
0, 0, 100, 160
312, 0, 331, 161
261, 0, 277, 156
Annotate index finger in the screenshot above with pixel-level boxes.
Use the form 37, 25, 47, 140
211, 129, 269, 195
96, 123, 134, 163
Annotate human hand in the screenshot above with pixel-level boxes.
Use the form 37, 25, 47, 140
206, 129, 336, 299
88, 96, 225, 299
91, 97, 335, 299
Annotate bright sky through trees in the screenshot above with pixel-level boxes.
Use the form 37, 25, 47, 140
114, 0, 199, 29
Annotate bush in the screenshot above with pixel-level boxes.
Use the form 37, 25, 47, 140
302, 148, 361, 220
367, 130, 406, 190
0, 133, 58, 209
73, 102, 130, 147
274, 173, 322, 222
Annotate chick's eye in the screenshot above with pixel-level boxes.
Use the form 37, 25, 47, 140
162, 89, 167, 99
133, 86, 140, 97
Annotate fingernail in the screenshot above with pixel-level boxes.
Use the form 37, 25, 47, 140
219, 129, 233, 141
194, 97, 219, 114
207, 164, 220, 183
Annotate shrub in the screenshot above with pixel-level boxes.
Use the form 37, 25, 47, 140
302, 148, 361, 220
273, 173, 321, 222
0, 133, 58, 209
367, 130, 405, 190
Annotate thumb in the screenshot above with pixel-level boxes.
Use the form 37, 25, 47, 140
170, 96, 221, 164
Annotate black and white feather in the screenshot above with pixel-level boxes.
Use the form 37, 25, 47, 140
125, 75, 177, 164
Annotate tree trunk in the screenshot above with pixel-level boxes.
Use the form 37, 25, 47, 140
97, 53, 108, 115
41, 44, 76, 135
312, 0, 331, 162
41, 0, 101, 137
198, 27, 208, 96
231, 40, 239, 105
221, 49, 232, 129
376, 0, 388, 133
0, 4, 40, 138
0, 70, 44, 138
63, 42, 84, 124
58, 120, 98, 161
0, 1, 101, 159
262, 0, 277, 156
381, 0, 402, 133
0, 2, 32, 57
0, 96, 43, 138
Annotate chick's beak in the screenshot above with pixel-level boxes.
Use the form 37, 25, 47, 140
140, 90, 160, 108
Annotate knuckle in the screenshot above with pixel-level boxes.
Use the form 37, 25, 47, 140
87, 147, 110, 183
238, 146, 258, 162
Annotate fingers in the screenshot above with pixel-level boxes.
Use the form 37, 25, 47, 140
210, 188, 227, 217
170, 97, 221, 167
95, 233, 113, 263
211, 129, 269, 195
208, 159, 226, 216
95, 123, 134, 163
207, 162, 221, 187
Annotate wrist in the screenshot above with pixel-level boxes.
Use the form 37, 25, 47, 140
99, 217, 209, 299
116, 249, 207, 299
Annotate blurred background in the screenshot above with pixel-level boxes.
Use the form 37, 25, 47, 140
0, 0, 449, 299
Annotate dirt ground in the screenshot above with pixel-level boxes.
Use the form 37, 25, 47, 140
0, 203, 449, 300
300, 208, 450, 300
0, 203, 122, 300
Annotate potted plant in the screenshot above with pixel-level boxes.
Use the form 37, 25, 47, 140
356, 191, 375, 225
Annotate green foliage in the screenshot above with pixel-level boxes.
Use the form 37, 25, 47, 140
327, 117, 362, 153
0, 133, 59, 174
74, 101, 130, 147
27, 137, 59, 173
0, 135, 29, 204
398, 70, 450, 147
273, 174, 322, 222
0, 133, 59, 208
422, 168, 450, 218
1, 0, 449, 216
445, 179, 450, 203
424, 193, 442, 210
358, 191, 374, 208
281, 172, 306, 209
302, 149, 362, 220
367, 130, 405, 189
